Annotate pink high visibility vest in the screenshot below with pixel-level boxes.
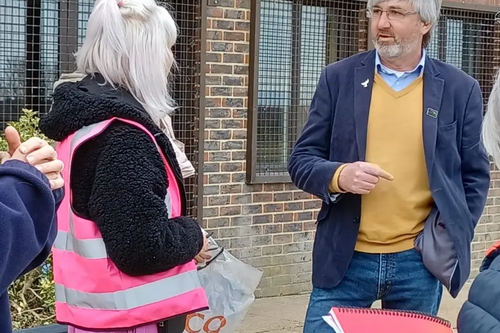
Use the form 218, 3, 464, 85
52, 117, 208, 330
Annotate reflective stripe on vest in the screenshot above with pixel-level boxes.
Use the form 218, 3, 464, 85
53, 118, 207, 329
55, 269, 200, 310
54, 229, 106, 259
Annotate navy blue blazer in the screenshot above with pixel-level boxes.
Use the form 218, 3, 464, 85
288, 50, 490, 297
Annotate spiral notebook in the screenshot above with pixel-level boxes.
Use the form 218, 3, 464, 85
323, 307, 454, 333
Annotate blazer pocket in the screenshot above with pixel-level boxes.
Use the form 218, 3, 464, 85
436, 120, 458, 150
437, 120, 457, 133
415, 208, 459, 295
436, 121, 460, 174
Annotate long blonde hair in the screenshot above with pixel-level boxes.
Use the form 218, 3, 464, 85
75, 0, 178, 124
483, 70, 500, 168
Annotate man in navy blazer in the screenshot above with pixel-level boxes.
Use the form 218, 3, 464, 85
288, 0, 490, 332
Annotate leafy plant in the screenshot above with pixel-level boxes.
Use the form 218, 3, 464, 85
0, 108, 52, 152
1, 108, 56, 330
8, 257, 56, 330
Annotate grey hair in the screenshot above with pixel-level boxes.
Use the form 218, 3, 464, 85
483, 70, 500, 168
367, 0, 442, 47
75, 0, 178, 124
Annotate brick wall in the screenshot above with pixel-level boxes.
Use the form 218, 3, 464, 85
203, 0, 318, 297
474, 166, 500, 278
202, 0, 500, 298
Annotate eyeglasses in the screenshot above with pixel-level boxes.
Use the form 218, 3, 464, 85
366, 8, 418, 21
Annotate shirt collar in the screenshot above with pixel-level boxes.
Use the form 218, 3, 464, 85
375, 49, 426, 77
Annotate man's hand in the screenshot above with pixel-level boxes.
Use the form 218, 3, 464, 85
338, 162, 394, 195
3, 127, 64, 190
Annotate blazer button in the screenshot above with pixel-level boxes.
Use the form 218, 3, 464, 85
353, 216, 360, 223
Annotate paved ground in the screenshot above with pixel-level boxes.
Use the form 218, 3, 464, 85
236, 284, 470, 332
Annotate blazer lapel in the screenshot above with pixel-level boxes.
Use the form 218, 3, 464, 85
423, 58, 444, 179
354, 51, 376, 161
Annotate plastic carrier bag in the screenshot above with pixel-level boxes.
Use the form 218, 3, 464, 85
183, 235, 263, 333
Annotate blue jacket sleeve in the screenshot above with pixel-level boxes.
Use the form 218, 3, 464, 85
457, 247, 500, 333
460, 81, 490, 225
288, 66, 343, 203
0, 160, 62, 293
18, 188, 64, 278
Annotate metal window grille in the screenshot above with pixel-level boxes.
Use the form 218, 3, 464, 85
426, 8, 498, 108
250, 0, 500, 181
168, 1, 203, 219
0, 0, 60, 123
250, 0, 367, 180
0, 0, 202, 218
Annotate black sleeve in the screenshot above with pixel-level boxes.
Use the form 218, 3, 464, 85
84, 124, 204, 276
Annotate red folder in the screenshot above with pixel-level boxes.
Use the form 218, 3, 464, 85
323, 307, 454, 333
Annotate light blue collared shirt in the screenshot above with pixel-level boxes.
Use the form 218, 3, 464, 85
375, 49, 426, 92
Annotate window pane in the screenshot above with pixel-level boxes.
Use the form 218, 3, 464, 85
0, 0, 26, 124
0, 0, 61, 124
257, 0, 293, 175
425, 9, 495, 108
41, 0, 59, 105
446, 19, 463, 69
254, 0, 365, 177
300, 6, 327, 109
78, 0, 94, 46
426, 26, 439, 59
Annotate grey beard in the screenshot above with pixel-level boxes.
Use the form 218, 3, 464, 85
372, 38, 416, 59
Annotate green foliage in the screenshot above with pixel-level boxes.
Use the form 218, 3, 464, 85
0, 109, 52, 152
8, 257, 56, 330
1, 109, 56, 330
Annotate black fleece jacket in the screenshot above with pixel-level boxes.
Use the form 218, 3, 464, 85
40, 74, 204, 277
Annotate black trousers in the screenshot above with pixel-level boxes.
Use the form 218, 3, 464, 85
157, 315, 186, 333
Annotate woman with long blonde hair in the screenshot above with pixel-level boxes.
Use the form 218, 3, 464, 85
40, 0, 210, 332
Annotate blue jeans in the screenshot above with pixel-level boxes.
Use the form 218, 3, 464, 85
303, 249, 443, 333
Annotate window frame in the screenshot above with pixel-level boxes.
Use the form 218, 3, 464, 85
248, 0, 500, 184
248, 0, 293, 184
247, 0, 367, 184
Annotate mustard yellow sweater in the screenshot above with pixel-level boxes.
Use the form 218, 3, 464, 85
331, 73, 433, 253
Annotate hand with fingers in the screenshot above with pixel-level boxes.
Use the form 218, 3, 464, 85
195, 232, 212, 264
338, 161, 394, 195
2, 126, 64, 190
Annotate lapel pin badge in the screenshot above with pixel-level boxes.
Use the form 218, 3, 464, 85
361, 79, 369, 88
426, 108, 439, 118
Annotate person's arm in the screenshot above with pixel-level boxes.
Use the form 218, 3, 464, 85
461, 80, 490, 225
457, 245, 500, 333
0, 160, 59, 293
84, 125, 204, 277
18, 188, 64, 278
288, 66, 343, 203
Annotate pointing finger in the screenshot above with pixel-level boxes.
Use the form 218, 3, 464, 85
374, 168, 394, 181
361, 163, 394, 181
